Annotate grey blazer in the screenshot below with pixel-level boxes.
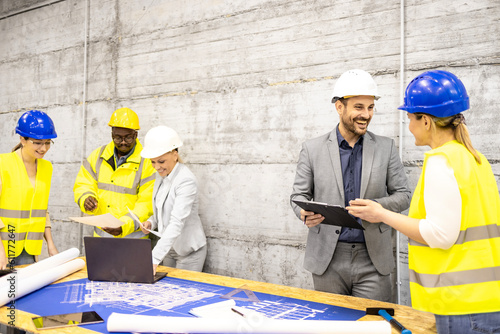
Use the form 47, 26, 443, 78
148, 163, 206, 264
290, 129, 411, 276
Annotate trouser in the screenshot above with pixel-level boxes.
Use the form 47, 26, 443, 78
435, 311, 500, 334
312, 242, 392, 302
161, 245, 207, 272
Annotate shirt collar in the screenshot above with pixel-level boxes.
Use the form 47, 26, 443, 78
114, 145, 136, 167
336, 124, 364, 148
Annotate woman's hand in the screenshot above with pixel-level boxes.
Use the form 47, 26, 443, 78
153, 263, 158, 275
300, 209, 324, 228
47, 242, 59, 257
140, 221, 152, 234
346, 199, 385, 223
0, 256, 8, 270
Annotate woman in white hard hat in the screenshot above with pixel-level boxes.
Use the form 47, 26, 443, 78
347, 70, 500, 333
140, 126, 207, 272
0, 110, 59, 270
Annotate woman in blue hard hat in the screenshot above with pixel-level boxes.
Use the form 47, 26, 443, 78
346, 70, 500, 333
139, 126, 207, 273
0, 110, 59, 269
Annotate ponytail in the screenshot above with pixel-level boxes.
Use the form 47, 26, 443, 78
431, 113, 481, 164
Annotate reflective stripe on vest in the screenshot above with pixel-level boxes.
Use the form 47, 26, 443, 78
0, 231, 44, 241
0, 209, 46, 219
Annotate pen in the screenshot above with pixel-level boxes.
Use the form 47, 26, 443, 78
303, 216, 307, 225
231, 307, 245, 318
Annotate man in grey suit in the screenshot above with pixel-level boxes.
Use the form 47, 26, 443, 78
290, 69, 411, 302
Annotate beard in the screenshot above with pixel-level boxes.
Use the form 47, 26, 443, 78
340, 113, 371, 137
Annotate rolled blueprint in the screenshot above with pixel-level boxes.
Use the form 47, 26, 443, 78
0, 247, 80, 288
107, 312, 391, 334
0, 258, 85, 306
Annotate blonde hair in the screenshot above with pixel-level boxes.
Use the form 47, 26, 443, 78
416, 113, 481, 164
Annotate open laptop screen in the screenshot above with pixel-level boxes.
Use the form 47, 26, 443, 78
84, 237, 166, 284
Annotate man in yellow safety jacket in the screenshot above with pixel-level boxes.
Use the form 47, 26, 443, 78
73, 108, 155, 238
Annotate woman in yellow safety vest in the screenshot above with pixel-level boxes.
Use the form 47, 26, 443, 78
346, 70, 500, 333
0, 110, 59, 269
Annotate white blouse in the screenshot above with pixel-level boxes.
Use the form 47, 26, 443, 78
418, 155, 462, 249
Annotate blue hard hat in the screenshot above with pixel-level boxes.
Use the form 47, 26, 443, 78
398, 70, 469, 117
15, 110, 58, 140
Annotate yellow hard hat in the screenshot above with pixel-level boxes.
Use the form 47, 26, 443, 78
108, 108, 140, 130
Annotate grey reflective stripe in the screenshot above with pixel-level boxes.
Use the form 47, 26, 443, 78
27, 232, 43, 240
410, 266, 500, 288
77, 191, 95, 207
126, 229, 147, 239
409, 224, 500, 247
97, 182, 137, 195
0, 209, 46, 219
141, 174, 156, 185
132, 158, 145, 190
125, 212, 140, 230
83, 159, 97, 180
31, 210, 46, 218
94, 146, 107, 177
0, 232, 27, 240
0, 209, 30, 219
0, 232, 43, 241
455, 224, 500, 245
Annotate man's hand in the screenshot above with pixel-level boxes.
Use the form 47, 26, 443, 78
300, 209, 324, 228
102, 226, 123, 236
140, 221, 152, 235
153, 264, 158, 275
84, 196, 98, 212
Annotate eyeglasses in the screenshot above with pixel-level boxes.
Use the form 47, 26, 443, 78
29, 140, 54, 148
112, 134, 136, 144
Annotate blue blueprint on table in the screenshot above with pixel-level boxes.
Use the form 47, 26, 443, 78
16, 276, 365, 334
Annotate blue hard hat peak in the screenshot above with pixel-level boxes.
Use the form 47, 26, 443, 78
15, 110, 58, 140
399, 70, 469, 117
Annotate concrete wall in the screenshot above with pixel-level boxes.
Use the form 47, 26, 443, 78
1, 0, 499, 306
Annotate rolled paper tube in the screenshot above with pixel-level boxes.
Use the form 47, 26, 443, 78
107, 312, 391, 334
0, 247, 80, 288
0, 258, 85, 306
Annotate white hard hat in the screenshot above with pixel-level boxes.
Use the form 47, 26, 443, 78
331, 69, 380, 103
141, 126, 183, 159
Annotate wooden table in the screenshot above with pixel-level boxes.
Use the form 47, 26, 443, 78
0, 262, 436, 334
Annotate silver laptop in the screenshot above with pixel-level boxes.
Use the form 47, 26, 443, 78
84, 236, 167, 284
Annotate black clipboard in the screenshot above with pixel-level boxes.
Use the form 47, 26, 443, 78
292, 199, 364, 230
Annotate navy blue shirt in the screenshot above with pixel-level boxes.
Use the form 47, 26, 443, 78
336, 126, 365, 243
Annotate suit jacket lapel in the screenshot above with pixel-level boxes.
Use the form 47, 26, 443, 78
361, 132, 374, 198
327, 130, 345, 204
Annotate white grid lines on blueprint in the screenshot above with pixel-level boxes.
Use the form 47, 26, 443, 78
245, 300, 328, 320
80, 280, 222, 313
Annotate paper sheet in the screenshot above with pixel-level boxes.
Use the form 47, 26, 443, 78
0, 258, 85, 306
107, 312, 391, 333
69, 213, 124, 228
189, 300, 238, 318
126, 207, 162, 237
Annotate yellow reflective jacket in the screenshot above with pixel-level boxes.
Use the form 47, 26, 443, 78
73, 140, 155, 238
0, 152, 51, 257
409, 141, 500, 315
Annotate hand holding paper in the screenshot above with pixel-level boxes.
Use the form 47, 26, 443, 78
127, 207, 162, 237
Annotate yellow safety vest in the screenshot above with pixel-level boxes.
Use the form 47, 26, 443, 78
408, 141, 500, 315
0, 152, 51, 257
73, 140, 155, 238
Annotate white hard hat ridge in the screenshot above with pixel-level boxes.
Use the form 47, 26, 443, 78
141, 125, 183, 159
331, 69, 380, 102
